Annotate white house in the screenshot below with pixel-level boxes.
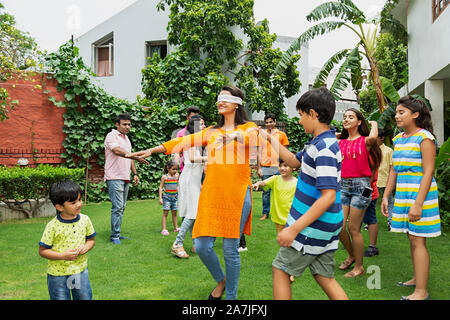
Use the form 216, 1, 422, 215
392, 0, 449, 145
74, 0, 309, 120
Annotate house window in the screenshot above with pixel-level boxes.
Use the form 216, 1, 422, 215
93, 34, 114, 77
146, 41, 167, 62
432, 0, 449, 21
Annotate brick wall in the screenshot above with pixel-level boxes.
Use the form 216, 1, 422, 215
0, 74, 104, 182
0, 74, 67, 166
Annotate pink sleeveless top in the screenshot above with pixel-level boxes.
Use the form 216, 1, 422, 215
339, 136, 372, 178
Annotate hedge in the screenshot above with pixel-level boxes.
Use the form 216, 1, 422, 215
0, 165, 85, 218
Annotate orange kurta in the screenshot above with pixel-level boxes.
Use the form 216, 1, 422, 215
162, 122, 258, 239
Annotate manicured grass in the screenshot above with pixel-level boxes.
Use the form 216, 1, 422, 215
0, 192, 448, 300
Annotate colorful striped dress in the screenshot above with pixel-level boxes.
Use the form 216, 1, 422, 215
391, 129, 441, 237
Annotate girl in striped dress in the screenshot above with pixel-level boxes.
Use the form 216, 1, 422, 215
158, 160, 180, 235
381, 96, 441, 300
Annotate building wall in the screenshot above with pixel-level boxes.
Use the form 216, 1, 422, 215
74, 0, 169, 102
0, 75, 66, 167
408, 0, 450, 91
74, 1, 309, 120
0, 75, 105, 182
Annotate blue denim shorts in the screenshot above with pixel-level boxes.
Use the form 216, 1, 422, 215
363, 198, 378, 225
163, 194, 178, 211
340, 177, 372, 211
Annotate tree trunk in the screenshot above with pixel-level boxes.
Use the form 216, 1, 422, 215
367, 55, 387, 113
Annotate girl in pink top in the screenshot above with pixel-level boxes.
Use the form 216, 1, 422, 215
337, 108, 381, 278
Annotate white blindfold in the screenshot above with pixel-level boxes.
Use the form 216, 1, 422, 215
217, 95, 243, 105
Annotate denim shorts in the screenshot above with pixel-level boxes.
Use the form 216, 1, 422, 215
363, 198, 378, 225
340, 177, 372, 211
163, 194, 178, 211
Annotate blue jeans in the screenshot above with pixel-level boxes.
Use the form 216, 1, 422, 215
379, 187, 395, 225
47, 268, 92, 300
262, 174, 272, 216
107, 180, 130, 241
194, 187, 252, 300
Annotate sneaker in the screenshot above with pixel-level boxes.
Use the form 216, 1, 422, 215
111, 238, 122, 245
238, 247, 248, 252
174, 228, 180, 233
363, 224, 369, 231
364, 246, 379, 257
161, 229, 169, 236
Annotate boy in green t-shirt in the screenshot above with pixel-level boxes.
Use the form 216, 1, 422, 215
253, 159, 297, 234
38, 180, 96, 300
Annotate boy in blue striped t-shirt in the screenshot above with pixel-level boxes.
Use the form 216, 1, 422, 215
257, 87, 348, 300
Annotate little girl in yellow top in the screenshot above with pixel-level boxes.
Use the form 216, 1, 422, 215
253, 159, 297, 234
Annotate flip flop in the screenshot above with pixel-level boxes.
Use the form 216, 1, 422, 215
397, 281, 416, 288
344, 269, 365, 278
339, 258, 355, 270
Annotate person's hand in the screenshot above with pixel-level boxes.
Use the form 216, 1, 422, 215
63, 249, 79, 261
368, 120, 378, 127
126, 150, 152, 161
76, 245, 88, 256
252, 181, 262, 191
381, 198, 390, 217
159, 197, 163, 205
408, 203, 422, 222
257, 167, 263, 178
133, 175, 139, 186
214, 131, 243, 149
277, 226, 297, 247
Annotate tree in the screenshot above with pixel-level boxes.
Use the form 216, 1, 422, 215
275, 0, 406, 114
0, 1, 42, 121
359, 32, 408, 115
141, 0, 300, 123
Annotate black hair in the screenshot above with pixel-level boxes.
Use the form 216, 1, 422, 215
378, 128, 385, 138
163, 160, 178, 174
186, 114, 204, 135
214, 85, 249, 129
264, 113, 276, 122
49, 180, 82, 207
397, 96, 435, 137
116, 113, 131, 124
186, 106, 200, 116
296, 87, 336, 125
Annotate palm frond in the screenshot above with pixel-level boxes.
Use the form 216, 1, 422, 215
307, 1, 365, 24
274, 21, 346, 74
329, 46, 361, 100
313, 49, 350, 88
338, 0, 366, 22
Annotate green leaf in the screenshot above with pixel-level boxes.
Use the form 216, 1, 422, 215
307, 1, 365, 24
313, 49, 349, 88
329, 45, 361, 100
436, 137, 450, 169
380, 76, 400, 104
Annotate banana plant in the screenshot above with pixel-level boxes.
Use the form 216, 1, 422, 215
275, 0, 406, 113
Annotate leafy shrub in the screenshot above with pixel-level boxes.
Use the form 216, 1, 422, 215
0, 165, 84, 218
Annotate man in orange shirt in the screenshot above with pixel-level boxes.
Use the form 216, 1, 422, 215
257, 113, 289, 220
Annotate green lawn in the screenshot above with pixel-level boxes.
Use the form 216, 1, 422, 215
0, 192, 448, 300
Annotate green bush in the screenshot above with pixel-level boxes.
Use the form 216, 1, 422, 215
0, 165, 84, 218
